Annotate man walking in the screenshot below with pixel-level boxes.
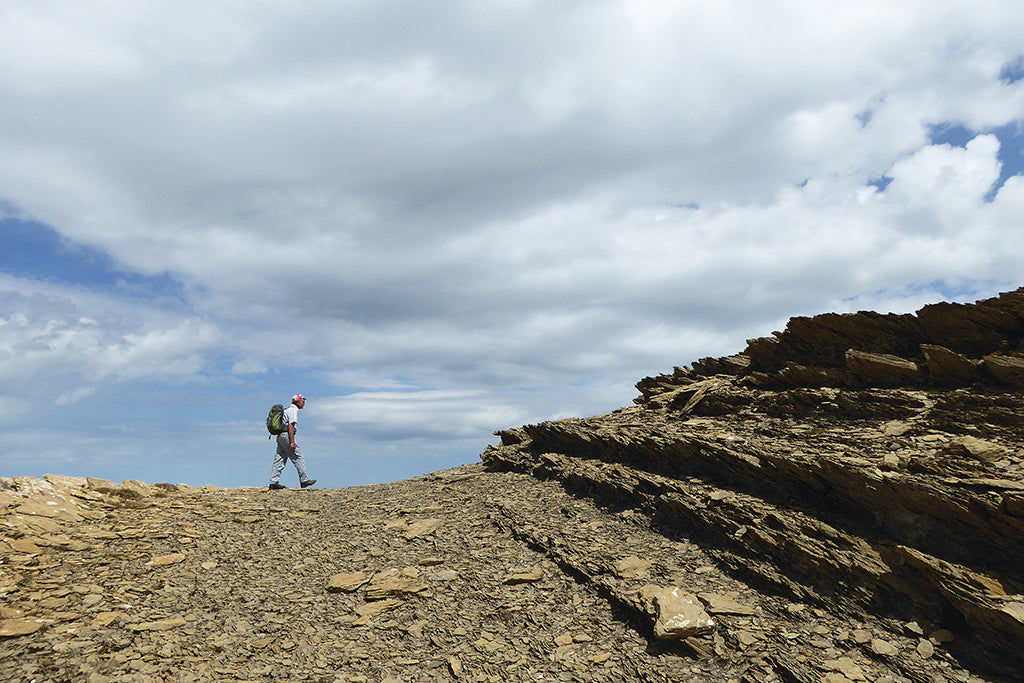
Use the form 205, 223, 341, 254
269, 394, 317, 490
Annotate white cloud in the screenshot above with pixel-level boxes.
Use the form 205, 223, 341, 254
312, 390, 526, 441
886, 135, 1002, 213
55, 386, 95, 406
0, 276, 221, 398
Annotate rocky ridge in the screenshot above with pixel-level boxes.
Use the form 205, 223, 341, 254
484, 287, 1024, 682
3, 288, 1024, 682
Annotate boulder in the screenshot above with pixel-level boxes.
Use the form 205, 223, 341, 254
946, 436, 1007, 464
920, 344, 979, 385
646, 587, 715, 639
982, 354, 1024, 388
845, 350, 926, 387
86, 477, 118, 494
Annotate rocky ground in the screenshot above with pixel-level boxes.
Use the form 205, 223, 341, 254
0, 468, 994, 683
4, 288, 1024, 683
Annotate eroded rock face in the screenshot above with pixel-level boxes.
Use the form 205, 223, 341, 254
484, 288, 1024, 681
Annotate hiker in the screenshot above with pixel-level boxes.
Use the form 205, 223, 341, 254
269, 394, 317, 490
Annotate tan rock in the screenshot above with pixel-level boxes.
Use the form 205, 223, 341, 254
364, 568, 428, 600
920, 344, 978, 385
404, 518, 443, 539
823, 656, 866, 680
83, 529, 118, 540
736, 630, 759, 647
881, 420, 912, 437
327, 572, 369, 593
982, 354, 1024, 388
1, 476, 58, 495
553, 632, 573, 646
404, 618, 428, 637
128, 617, 187, 631
612, 555, 651, 579
145, 553, 186, 567
86, 477, 118, 493
8, 538, 42, 554
503, 566, 544, 584
852, 628, 872, 644
15, 497, 82, 522
9, 513, 62, 534
822, 675, 856, 683
845, 350, 925, 387
651, 587, 715, 639
43, 474, 89, 490
778, 363, 850, 388
947, 436, 1007, 463
447, 656, 463, 677
473, 636, 503, 653
905, 621, 925, 636
90, 611, 125, 627
0, 618, 46, 637
697, 592, 756, 616
82, 593, 104, 607
354, 598, 403, 624
120, 480, 153, 497
1003, 493, 1024, 519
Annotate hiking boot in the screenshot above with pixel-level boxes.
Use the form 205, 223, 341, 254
268, 483, 286, 490
300, 479, 317, 488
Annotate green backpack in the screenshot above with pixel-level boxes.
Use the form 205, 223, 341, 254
266, 404, 286, 437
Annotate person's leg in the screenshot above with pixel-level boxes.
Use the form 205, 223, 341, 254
290, 444, 313, 486
269, 434, 289, 486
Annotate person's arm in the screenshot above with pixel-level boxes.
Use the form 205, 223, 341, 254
288, 422, 297, 450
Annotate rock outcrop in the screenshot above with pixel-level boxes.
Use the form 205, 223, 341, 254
4, 288, 1024, 682
485, 287, 1024, 682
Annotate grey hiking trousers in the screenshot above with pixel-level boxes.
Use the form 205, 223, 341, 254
270, 433, 312, 485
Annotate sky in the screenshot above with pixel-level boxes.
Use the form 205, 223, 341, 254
2, 1, 1024, 488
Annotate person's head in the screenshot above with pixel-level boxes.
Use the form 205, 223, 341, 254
292, 393, 306, 409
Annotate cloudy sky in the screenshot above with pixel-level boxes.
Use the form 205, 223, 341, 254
2, 1, 1023, 488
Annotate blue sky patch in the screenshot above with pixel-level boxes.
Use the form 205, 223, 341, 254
867, 176, 892, 192
1000, 56, 1024, 84
927, 121, 974, 147
0, 213, 186, 302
